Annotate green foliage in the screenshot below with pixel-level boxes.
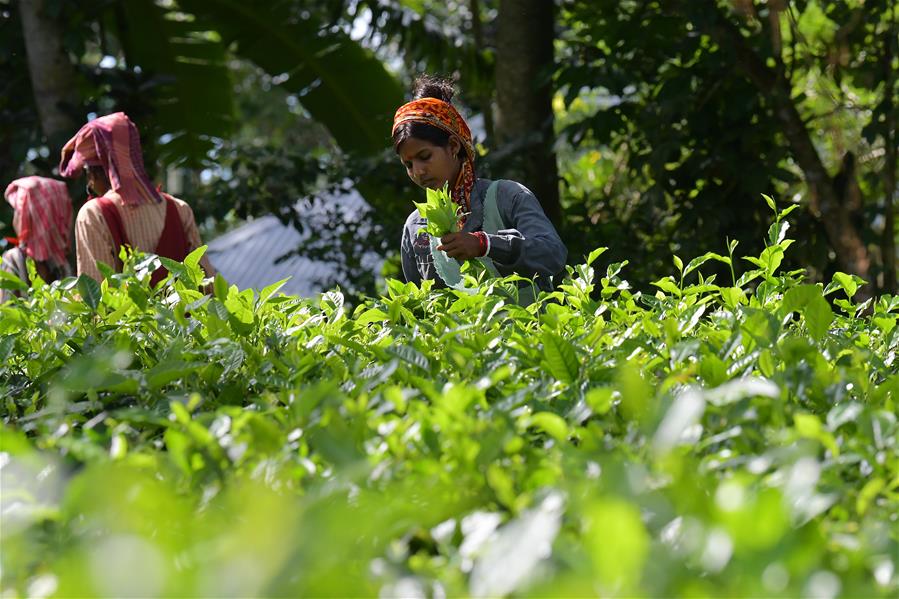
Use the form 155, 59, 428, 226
190, 135, 404, 297
112, 0, 236, 165
179, 0, 404, 159
0, 0, 41, 196
556, 0, 898, 292
2, 207, 897, 596
316, 0, 495, 122
415, 183, 459, 236
556, 0, 785, 284
0, 0, 409, 222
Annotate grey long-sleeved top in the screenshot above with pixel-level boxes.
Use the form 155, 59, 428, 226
400, 178, 567, 291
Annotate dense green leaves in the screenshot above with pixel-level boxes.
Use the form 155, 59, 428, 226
556, 0, 898, 294
115, 0, 236, 164
1, 214, 897, 596
414, 183, 459, 236
180, 0, 403, 158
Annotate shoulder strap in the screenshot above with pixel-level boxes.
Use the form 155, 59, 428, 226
481, 180, 506, 235
94, 196, 130, 268
482, 181, 537, 306
155, 195, 190, 261
149, 195, 191, 287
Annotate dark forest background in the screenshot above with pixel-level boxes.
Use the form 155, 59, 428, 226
2, 0, 896, 296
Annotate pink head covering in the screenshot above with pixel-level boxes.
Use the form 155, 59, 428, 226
58, 112, 162, 205
4, 176, 73, 267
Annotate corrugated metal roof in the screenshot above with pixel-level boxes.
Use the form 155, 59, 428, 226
206, 190, 377, 297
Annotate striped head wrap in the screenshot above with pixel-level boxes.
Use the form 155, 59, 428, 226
59, 112, 162, 205
4, 176, 73, 267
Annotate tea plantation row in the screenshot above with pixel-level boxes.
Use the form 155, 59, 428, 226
1, 205, 896, 597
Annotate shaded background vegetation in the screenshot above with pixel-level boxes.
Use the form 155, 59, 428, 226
0, 0, 895, 295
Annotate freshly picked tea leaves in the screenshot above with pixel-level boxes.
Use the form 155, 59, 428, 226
414, 183, 459, 237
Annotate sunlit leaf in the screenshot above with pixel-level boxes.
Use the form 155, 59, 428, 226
541, 331, 579, 383
76, 275, 102, 310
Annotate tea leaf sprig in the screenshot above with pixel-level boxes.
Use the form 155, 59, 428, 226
414, 183, 459, 237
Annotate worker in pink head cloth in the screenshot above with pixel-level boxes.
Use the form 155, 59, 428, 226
59, 112, 215, 285
1, 176, 74, 302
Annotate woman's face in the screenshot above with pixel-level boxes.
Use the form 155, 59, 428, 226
398, 136, 462, 190
85, 166, 110, 197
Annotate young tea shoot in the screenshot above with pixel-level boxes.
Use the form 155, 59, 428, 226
414, 182, 459, 237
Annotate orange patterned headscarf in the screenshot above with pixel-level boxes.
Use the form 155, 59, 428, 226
392, 98, 476, 215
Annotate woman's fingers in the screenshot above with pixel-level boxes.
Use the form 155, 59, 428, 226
437, 232, 459, 253
439, 232, 460, 245
438, 233, 478, 259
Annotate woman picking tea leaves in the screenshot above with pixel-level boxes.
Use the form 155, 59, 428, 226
393, 75, 566, 301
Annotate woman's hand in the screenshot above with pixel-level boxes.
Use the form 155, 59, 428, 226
438, 232, 484, 260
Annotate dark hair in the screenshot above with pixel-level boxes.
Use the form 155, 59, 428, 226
412, 74, 455, 103
392, 75, 461, 156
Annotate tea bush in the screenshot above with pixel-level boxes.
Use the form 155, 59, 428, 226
1, 201, 896, 597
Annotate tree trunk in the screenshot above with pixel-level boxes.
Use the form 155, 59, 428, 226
494, 0, 561, 226
701, 3, 872, 287
880, 12, 897, 294
18, 0, 80, 150
469, 0, 495, 144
